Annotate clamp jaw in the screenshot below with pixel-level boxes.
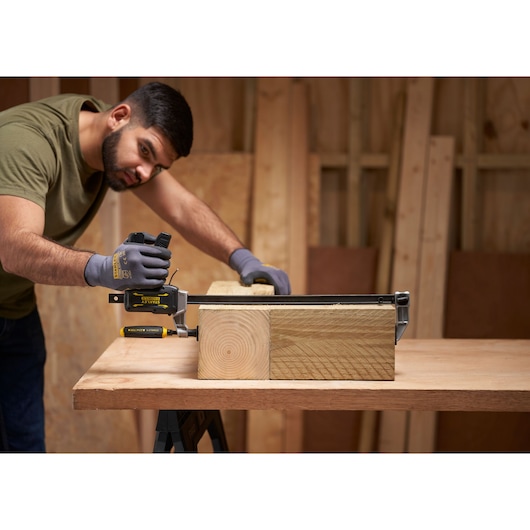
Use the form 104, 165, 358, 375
172, 288, 195, 337
394, 291, 409, 343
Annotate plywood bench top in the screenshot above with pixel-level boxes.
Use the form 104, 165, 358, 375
72, 338, 530, 412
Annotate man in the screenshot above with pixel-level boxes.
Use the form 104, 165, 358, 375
0, 81, 290, 452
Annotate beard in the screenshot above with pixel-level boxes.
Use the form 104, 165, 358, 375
101, 128, 140, 192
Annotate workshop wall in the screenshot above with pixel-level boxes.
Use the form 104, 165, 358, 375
1, 77, 528, 453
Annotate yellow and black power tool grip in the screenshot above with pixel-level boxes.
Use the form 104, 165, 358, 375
120, 325, 177, 338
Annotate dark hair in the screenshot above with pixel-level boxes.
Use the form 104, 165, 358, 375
122, 82, 193, 158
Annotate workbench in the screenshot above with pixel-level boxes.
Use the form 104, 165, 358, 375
72, 338, 530, 450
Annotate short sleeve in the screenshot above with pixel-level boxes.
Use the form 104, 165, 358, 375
0, 123, 58, 209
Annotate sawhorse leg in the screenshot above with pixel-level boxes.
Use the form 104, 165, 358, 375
153, 410, 229, 453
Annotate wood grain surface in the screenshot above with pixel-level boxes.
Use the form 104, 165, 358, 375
73, 339, 530, 412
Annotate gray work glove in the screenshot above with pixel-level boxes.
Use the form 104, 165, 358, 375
84, 242, 171, 291
229, 248, 291, 295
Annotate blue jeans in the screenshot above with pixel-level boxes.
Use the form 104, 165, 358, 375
0, 309, 46, 452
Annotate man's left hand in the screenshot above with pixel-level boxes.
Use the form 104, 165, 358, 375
229, 248, 291, 295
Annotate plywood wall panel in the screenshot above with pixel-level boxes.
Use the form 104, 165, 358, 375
139, 77, 249, 152
432, 77, 464, 149
307, 77, 348, 153
120, 153, 253, 331
119, 78, 140, 100
60, 78, 90, 95
480, 78, 530, 252
366, 77, 407, 152
485, 78, 530, 153
481, 171, 530, 252
119, 153, 253, 452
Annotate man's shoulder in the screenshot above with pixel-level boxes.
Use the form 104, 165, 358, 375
38, 93, 110, 112
0, 94, 111, 127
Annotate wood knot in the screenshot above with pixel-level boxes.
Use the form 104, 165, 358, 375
483, 119, 497, 140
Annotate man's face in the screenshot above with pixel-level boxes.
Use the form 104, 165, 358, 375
102, 123, 177, 192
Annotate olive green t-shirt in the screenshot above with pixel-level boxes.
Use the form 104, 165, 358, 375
0, 94, 111, 318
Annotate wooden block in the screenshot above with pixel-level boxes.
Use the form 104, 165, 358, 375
198, 282, 396, 381
270, 304, 395, 380
197, 282, 274, 380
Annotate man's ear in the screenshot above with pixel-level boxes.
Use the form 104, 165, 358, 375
108, 104, 131, 130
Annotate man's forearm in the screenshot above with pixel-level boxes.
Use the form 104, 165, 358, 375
134, 171, 245, 265
1, 232, 92, 286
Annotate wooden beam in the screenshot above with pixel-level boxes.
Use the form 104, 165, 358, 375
416, 136, 455, 339
321, 152, 388, 168
408, 135, 455, 453
247, 78, 292, 453
286, 80, 311, 449
359, 89, 406, 453
322, 152, 530, 170
458, 153, 530, 169
250, 77, 291, 268
288, 80, 309, 294
307, 154, 322, 247
378, 77, 434, 453
375, 90, 406, 295
29, 77, 59, 101
243, 78, 256, 153
346, 78, 363, 247
391, 77, 434, 335
461, 78, 481, 251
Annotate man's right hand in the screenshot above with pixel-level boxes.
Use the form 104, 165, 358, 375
84, 242, 171, 290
